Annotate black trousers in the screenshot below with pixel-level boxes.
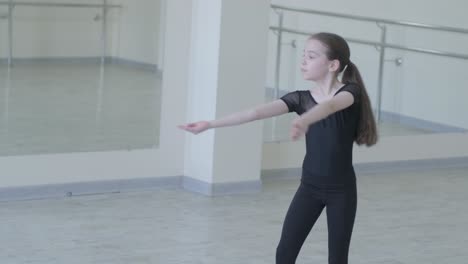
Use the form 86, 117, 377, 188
276, 180, 357, 264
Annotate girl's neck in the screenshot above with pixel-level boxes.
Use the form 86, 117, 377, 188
314, 77, 343, 96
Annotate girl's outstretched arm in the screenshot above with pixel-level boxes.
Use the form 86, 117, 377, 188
178, 100, 289, 134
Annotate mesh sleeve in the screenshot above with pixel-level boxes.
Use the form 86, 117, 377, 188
280, 91, 300, 114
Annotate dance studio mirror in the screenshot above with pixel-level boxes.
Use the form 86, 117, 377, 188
0, 0, 163, 156
263, 7, 468, 142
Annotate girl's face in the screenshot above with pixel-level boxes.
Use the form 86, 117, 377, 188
300, 39, 338, 81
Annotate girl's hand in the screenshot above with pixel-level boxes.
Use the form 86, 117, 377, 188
290, 118, 308, 141
178, 121, 211, 134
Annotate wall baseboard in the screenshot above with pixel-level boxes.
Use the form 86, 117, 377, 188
379, 111, 466, 133
0, 56, 161, 75
0, 176, 182, 202
182, 176, 262, 196
261, 156, 468, 181
1, 156, 466, 202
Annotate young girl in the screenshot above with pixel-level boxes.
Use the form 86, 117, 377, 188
179, 32, 377, 264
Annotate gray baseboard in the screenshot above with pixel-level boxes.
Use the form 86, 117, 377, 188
379, 111, 467, 133
182, 176, 262, 196
261, 156, 468, 181
107, 57, 159, 74
0, 175, 263, 202
1, 156, 467, 202
0, 56, 103, 65
0, 56, 161, 75
354, 156, 468, 175
0, 176, 181, 202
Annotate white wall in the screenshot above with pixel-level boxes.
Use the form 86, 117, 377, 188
183, 0, 269, 185
0, 0, 270, 190
267, 0, 468, 129
1, 1, 467, 190
0, 0, 186, 189
0, 0, 160, 65
212, 0, 269, 183
183, 0, 222, 184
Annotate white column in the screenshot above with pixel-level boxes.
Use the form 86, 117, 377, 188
180, 0, 271, 195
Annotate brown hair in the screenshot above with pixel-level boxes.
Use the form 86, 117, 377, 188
309, 32, 378, 146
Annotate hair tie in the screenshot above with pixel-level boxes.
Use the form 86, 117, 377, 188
343, 63, 349, 72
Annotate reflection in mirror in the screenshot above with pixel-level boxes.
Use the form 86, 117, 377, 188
0, 0, 163, 156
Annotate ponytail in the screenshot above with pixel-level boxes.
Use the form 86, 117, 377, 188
309, 32, 378, 146
342, 62, 378, 146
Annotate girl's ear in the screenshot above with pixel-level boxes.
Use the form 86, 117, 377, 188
329, 59, 341, 73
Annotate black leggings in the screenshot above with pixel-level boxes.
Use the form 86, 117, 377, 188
276, 181, 357, 264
